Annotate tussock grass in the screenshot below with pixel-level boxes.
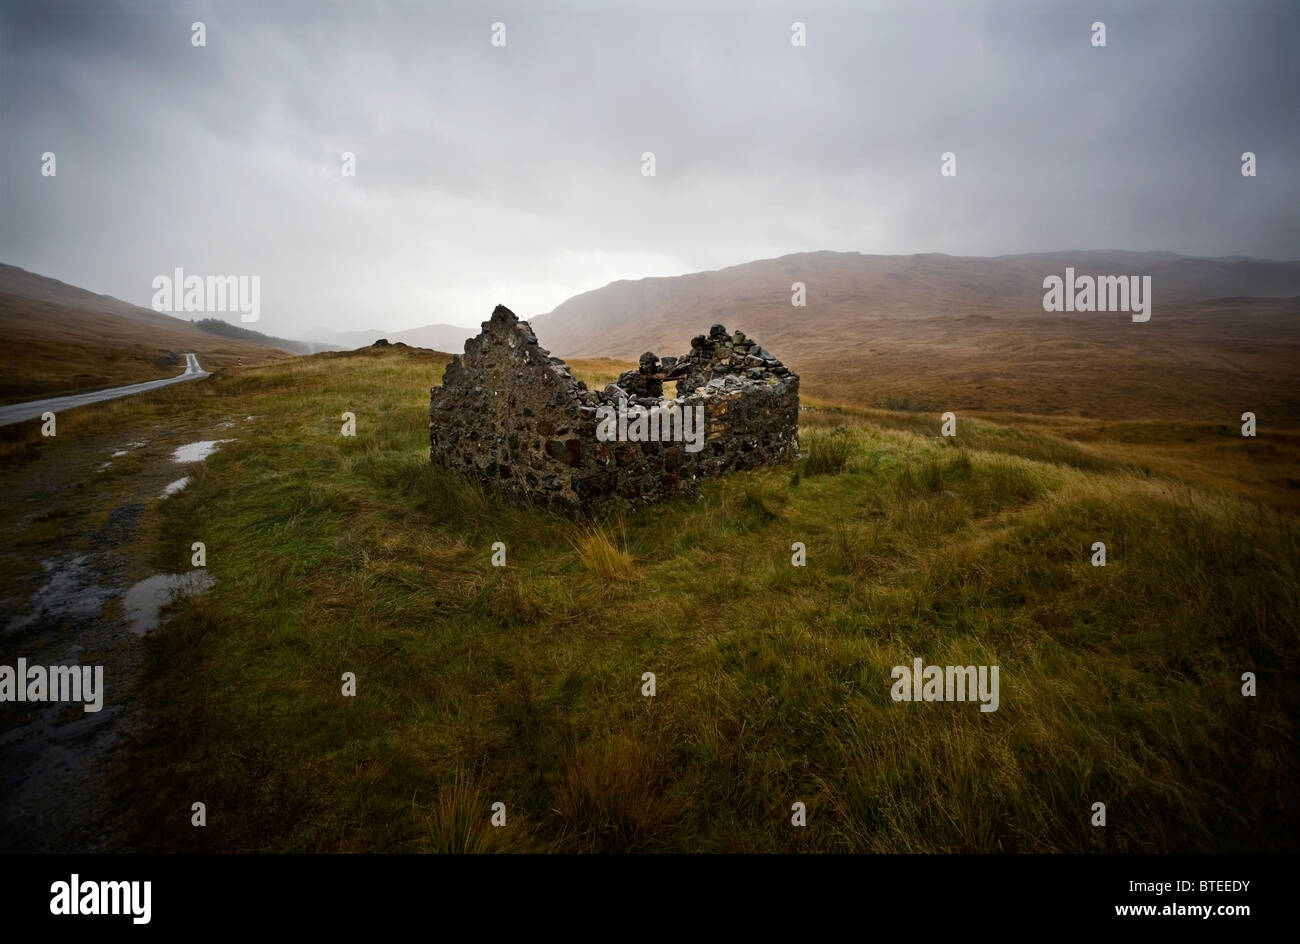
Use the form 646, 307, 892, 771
420, 773, 532, 853
56, 347, 1297, 853
569, 522, 638, 582
802, 425, 853, 475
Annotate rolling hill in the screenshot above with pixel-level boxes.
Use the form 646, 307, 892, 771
193, 319, 342, 356
528, 251, 1300, 422
0, 264, 298, 401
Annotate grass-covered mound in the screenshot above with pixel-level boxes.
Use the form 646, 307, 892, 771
91, 347, 1298, 852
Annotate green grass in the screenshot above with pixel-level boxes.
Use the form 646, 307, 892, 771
802, 425, 854, 476
51, 347, 1296, 853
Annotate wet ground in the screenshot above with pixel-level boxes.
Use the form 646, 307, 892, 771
0, 422, 237, 852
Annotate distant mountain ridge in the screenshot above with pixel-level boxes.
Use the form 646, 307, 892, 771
0, 263, 205, 331
528, 250, 1300, 360
0, 263, 298, 400
194, 318, 341, 355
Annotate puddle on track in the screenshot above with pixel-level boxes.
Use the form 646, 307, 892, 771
171, 440, 233, 463
122, 572, 216, 636
161, 476, 190, 497
110, 440, 147, 459
4, 556, 117, 634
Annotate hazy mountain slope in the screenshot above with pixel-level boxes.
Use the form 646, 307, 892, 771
315, 328, 391, 349
194, 319, 342, 355
390, 323, 477, 353
528, 251, 1300, 422
531, 251, 1300, 359
0, 263, 198, 332
0, 264, 296, 401
320, 323, 476, 353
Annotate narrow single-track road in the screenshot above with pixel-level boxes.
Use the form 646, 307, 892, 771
0, 354, 209, 427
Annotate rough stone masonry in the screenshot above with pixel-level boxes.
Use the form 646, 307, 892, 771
429, 305, 799, 513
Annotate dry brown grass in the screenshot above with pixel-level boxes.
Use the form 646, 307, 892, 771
0, 292, 294, 401
569, 521, 639, 582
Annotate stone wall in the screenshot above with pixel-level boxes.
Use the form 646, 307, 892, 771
429, 305, 799, 513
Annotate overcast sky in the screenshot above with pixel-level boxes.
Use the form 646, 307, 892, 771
1, 0, 1296, 338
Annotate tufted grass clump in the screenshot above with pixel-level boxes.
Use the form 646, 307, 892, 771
420, 773, 530, 853
802, 426, 853, 475
570, 521, 637, 581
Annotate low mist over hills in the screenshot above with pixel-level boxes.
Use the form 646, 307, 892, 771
0, 264, 297, 400
192, 319, 341, 356
531, 251, 1300, 359
317, 323, 477, 353
527, 251, 1300, 421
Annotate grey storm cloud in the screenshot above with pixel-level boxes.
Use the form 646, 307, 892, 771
1, 0, 1296, 338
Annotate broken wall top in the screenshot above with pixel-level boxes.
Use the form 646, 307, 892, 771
437, 305, 798, 409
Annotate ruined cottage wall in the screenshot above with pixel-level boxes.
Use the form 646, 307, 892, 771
429, 306, 596, 508
673, 325, 799, 479
429, 306, 699, 511
429, 306, 799, 513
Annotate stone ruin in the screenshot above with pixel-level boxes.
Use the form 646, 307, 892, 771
429, 305, 799, 513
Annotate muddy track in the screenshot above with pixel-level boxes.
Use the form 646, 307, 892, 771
0, 417, 240, 852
